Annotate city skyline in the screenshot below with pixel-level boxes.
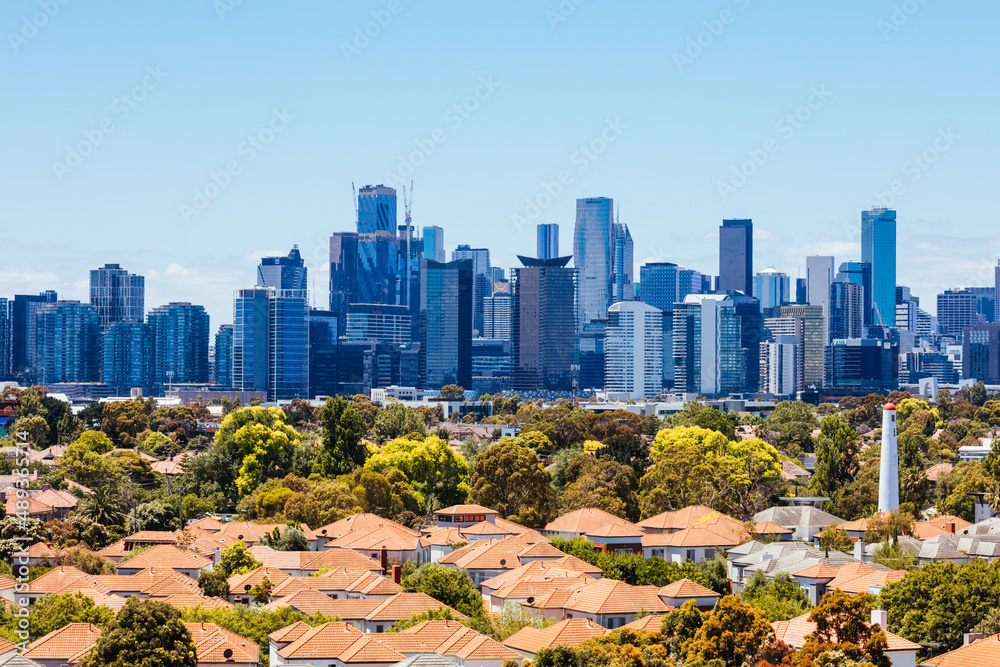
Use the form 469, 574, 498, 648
2, 2, 997, 327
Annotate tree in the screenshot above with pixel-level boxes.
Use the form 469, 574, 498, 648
692, 407, 737, 441
214, 407, 301, 496
685, 595, 771, 667
401, 563, 483, 618
811, 415, 860, 497
634, 557, 710, 588
558, 456, 639, 521
217, 541, 262, 578
372, 403, 426, 443
805, 590, 890, 667
365, 435, 470, 507
438, 384, 466, 400
314, 396, 367, 477
639, 426, 728, 516
870, 540, 916, 570
250, 575, 274, 604
22, 592, 115, 642
79, 597, 196, 667
660, 600, 706, 659
77, 482, 127, 528
58, 432, 123, 488
862, 510, 913, 544
100, 398, 155, 448
715, 437, 785, 516
468, 441, 556, 527
959, 380, 988, 407
534, 645, 583, 667
198, 569, 230, 599
742, 570, 812, 621
817, 523, 853, 554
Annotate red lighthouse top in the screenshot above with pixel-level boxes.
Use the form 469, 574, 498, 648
884, 402, 896, 411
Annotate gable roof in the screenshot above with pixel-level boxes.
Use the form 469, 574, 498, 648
657, 578, 720, 599
115, 544, 211, 571
922, 633, 1000, 667
24, 623, 100, 664
772, 613, 921, 652
637, 505, 724, 532
316, 513, 420, 540
435, 504, 497, 516
544, 508, 636, 534
186, 622, 257, 664
382, 620, 520, 661
503, 618, 607, 654
527, 578, 668, 615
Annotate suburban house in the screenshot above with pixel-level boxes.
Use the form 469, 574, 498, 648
772, 611, 920, 667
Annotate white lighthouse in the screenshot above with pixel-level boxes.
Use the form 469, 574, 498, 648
878, 402, 900, 512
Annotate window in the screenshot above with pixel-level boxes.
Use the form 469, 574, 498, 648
375, 625, 383, 633
705, 548, 714, 559
686, 549, 695, 561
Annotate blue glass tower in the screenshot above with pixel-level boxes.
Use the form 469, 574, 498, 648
308, 309, 338, 397
214, 324, 233, 388
35, 301, 100, 384
233, 288, 308, 400
422, 226, 444, 263
639, 262, 679, 391
574, 197, 614, 329
357, 184, 397, 233
719, 219, 753, 295
537, 223, 559, 260
861, 207, 897, 331
837, 261, 873, 328
420, 259, 473, 389
103, 321, 153, 390
147, 303, 210, 384
258, 246, 306, 290
10, 291, 57, 380
233, 289, 270, 395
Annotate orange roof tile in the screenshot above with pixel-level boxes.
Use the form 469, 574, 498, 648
544, 508, 637, 534
637, 505, 725, 532
325, 525, 421, 551
277, 622, 368, 661
435, 504, 498, 515
586, 523, 645, 538
772, 613, 920, 652
115, 544, 211, 571
24, 623, 100, 663
504, 618, 607, 654
480, 560, 599, 590
186, 622, 258, 664
316, 512, 419, 540
793, 563, 843, 579
526, 578, 668, 615
657, 578, 721, 599
622, 614, 668, 632
922, 633, 1000, 667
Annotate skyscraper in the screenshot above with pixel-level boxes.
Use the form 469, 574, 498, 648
937, 288, 979, 337
718, 219, 753, 295
89, 263, 144, 331
329, 232, 359, 324
147, 303, 210, 384
345, 304, 411, 345
233, 288, 270, 395
452, 245, 492, 337
753, 268, 790, 313
396, 223, 423, 343
964, 323, 1000, 383
103, 321, 153, 390
482, 293, 513, 340
826, 338, 898, 393
9, 291, 57, 380
537, 223, 559, 259
727, 290, 763, 392
861, 207, 897, 329
605, 301, 663, 400
995, 261, 1000, 323
612, 222, 634, 303
760, 336, 797, 396
574, 197, 614, 329
357, 184, 397, 233
308, 308, 338, 398
214, 324, 233, 388
638, 262, 679, 391
775, 304, 825, 389
836, 261, 872, 329
673, 294, 743, 396
357, 185, 398, 305
806, 255, 834, 343
422, 226, 445, 263
420, 259, 473, 389
258, 246, 306, 290
0, 298, 8, 379
35, 301, 100, 384
512, 256, 578, 391
829, 279, 863, 342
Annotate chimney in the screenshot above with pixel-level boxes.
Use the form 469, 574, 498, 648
391, 564, 401, 585
871, 609, 887, 630
757, 553, 773, 563
41, 483, 49, 491
965, 633, 983, 646
380, 547, 388, 572
854, 540, 864, 561
945, 522, 956, 534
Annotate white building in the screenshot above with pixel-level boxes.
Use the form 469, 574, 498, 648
806, 255, 834, 342
605, 301, 663, 400
760, 335, 798, 396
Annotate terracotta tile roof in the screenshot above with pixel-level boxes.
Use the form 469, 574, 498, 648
160, 594, 232, 611
544, 508, 637, 534
123, 530, 183, 544
89, 568, 201, 598
186, 622, 258, 664
311, 569, 402, 596
494, 517, 532, 534
5, 495, 51, 517
504, 618, 607, 654
383, 620, 520, 660
828, 565, 908, 594
326, 525, 421, 551
24, 623, 100, 663
316, 513, 420, 540
26, 566, 90, 595
268, 620, 312, 643
490, 577, 596, 601
480, 560, 598, 590
420, 526, 465, 546
186, 516, 224, 533
276, 622, 367, 660
753, 521, 793, 535
526, 578, 668, 616
116, 544, 211, 571
922, 633, 1000, 667
366, 592, 467, 622
772, 613, 921, 652
0, 575, 15, 590
337, 635, 406, 663
640, 515, 747, 548
585, 523, 645, 538
435, 504, 498, 516
461, 521, 519, 536
925, 462, 954, 482
33, 489, 78, 509
657, 578, 721, 599
622, 614, 668, 631
637, 505, 723, 532
214, 520, 317, 546
0, 638, 14, 654
302, 548, 384, 573
26, 542, 56, 559
269, 576, 317, 599
227, 566, 291, 592
516, 540, 565, 559
793, 563, 842, 579
268, 589, 367, 616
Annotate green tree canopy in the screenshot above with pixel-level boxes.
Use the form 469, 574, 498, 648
217, 541, 262, 578
364, 435, 469, 508
79, 597, 196, 667
467, 441, 556, 527
400, 563, 484, 618
314, 396, 367, 477
215, 407, 301, 496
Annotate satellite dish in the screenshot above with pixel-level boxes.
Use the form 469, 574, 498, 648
223, 648, 233, 660
321, 529, 327, 535
237, 535, 244, 540
499, 559, 506, 566
526, 596, 534, 604
244, 584, 252, 592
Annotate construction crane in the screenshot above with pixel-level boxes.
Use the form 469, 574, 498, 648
401, 181, 414, 306
873, 301, 889, 340
351, 182, 359, 227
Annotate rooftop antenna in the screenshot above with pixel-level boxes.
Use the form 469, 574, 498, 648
351, 182, 359, 229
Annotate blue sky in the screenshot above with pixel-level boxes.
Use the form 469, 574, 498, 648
1, 0, 997, 327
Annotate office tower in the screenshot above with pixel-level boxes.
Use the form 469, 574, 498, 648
806, 255, 834, 343
963, 323, 1000, 383
776, 305, 825, 389
490, 267, 506, 285
147, 303, 210, 384
574, 197, 615, 328
612, 222, 634, 303
422, 226, 445, 263
937, 289, 979, 337
895, 286, 919, 334
233, 287, 309, 400
357, 231, 398, 304
878, 403, 900, 513
420, 259, 473, 389
308, 309, 338, 398
512, 256, 578, 391
89, 263, 144, 331
794, 278, 807, 304
396, 224, 423, 344
826, 339, 899, 393
836, 261, 872, 328
214, 324, 233, 388
345, 304, 411, 345
34, 301, 100, 384
760, 336, 798, 396
329, 232, 360, 324
902, 351, 952, 385
482, 293, 513, 340
103, 322, 153, 390
719, 219, 753, 294
673, 294, 742, 396
579, 320, 607, 391
0, 298, 8, 378
338, 341, 418, 395
829, 279, 863, 342
10, 291, 57, 379
605, 302, 663, 400
967, 286, 995, 324
537, 223, 559, 259
995, 261, 1000, 323
471, 338, 512, 395
677, 269, 709, 300
639, 262, 680, 390
452, 245, 492, 337
258, 246, 306, 290
357, 184, 397, 233
753, 269, 790, 313
727, 291, 763, 392
861, 207, 897, 329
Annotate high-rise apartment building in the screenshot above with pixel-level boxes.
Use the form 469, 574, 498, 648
719, 219, 753, 295
258, 246, 306, 290
937, 288, 979, 337
827, 338, 898, 393
861, 207, 897, 329
829, 279, 863, 342
345, 304, 411, 346
775, 304, 825, 389
102, 321, 153, 390
89, 263, 144, 331
836, 261, 872, 329
214, 324, 233, 388
357, 184, 397, 233
760, 335, 798, 396
452, 245, 492, 337
612, 222, 634, 303
673, 294, 743, 396
147, 303, 210, 384
638, 262, 680, 390
753, 268, 790, 313
806, 255, 834, 343
964, 323, 1000, 384
0, 298, 8, 378
35, 301, 100, 384
356, 185, 398, 305
512, 256, 578, 391
9, 291, 57, 380
537, 223, 559, 259
727, 290, 763, 392
329, 232, 359, 323
605, 302, 662, 400
422, 226, 445, 263
420, 259, 473, 389
396, 224, 423, 343
482, 293, 513, 340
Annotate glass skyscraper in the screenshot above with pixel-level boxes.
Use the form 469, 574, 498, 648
829, 279, 863, 342
512, 255, 578, 391
753, 269, 790, 313
35, 301, 101, 384
420, 259, 473, 389
356, 185, 399, 306
638, 262, 680, 391
233, 288, 270, 395
345, 304, 411, 345
673, 294, 742, 396
89, 263, 144, 331
214, 324, 233, 388
10, 291, 57, 380
605, 301, 663, 400
861, 207, 897, 331
357, 184, 397, 233
574, 197, 614, 329
103, 321, 153, 390
452, 245, 491, 337
537, 223, 559, 259
258, 246, 306, 290
422, 226, 445, 263
308, 309, 338, 397
836, 261, 872, 329
329, 232, 359, 333
147, 303, 210, 384
719, 219, 753, 295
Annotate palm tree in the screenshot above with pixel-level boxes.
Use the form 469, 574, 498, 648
77, 482, 127, 528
